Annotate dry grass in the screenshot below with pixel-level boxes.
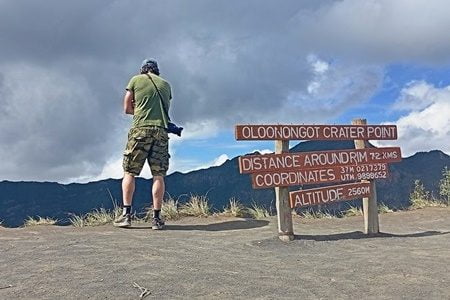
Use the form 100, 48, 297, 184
300, 208, 336, 219
162, 198, 180, 220
247, 203, 270, 219
24, 216, 58, 227
69, 206, 121, 227
222, 198, 246, 217
378, 203, 394, 214
180, 195, 211, 217
344, 206, 363, 217
439, 167, 450, 205
69, 214, 86, 227
410, 180, 431, 209
84, 208, 115, 226
135, 198, 181, 223
134, 206, 154, 223
410, 180, 445, 209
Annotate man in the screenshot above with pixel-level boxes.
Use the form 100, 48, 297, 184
113, 59, 172, 230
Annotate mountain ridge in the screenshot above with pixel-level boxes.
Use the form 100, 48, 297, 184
1, 141, 449, 227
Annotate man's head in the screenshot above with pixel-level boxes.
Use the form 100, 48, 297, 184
140, 59, 160, 75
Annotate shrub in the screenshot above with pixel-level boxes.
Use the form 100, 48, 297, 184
378, 203, 393, 214
69, 214, 85, 227
84, 208, 115, 226
409, 180, 443, 209
410, 180, 430, 209
24, 216, 57, 226
162, 198, 180, 220
300, 208, 335, 219
344, 206, 363, 217
410, 180, 428, 208
439, 167, 450, 205
69, 207, 118, 227
222, 198, 245, 217
180, 195, 211, 217
247, 203, 270, 219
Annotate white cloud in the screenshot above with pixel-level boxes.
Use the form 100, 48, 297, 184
307, 54, 330, 75
78, 157, 124, 183
211, 154, 230, 167
393, 81, 445, 111
251, 149, 273, 155
183, 154, 230, 173
177, 120, 220, 141
377, 81, 450, 156
302, 0, 450, 64
306, 55, 329, 94
289, 55, 383, 111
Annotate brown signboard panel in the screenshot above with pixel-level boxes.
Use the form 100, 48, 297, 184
289, 182, 371, 208
235, 125, 397, 141
250, 163, 389, 189
239, 147, 401, 174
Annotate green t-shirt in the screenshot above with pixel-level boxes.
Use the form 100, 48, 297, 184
126, 73, 172, 129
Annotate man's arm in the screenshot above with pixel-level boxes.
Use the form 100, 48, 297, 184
123, 90, 134, 115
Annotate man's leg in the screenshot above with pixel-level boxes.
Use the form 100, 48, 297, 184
122, 173, 136, 206
113, 173, 135, 227
152, 176, 164, 210
115, 127, 150, 228
151, 176, 165, 229
148, 127, 169, 229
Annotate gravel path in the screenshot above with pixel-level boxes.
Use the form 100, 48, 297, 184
1, 208, 449, 299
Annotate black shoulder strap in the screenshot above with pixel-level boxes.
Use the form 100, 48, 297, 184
146, 73, 171, 121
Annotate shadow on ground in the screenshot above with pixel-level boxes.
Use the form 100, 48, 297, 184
127, 220, 270, 231
294, 230, 450, 241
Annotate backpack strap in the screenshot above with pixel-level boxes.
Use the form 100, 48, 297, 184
145, 73, 170, 121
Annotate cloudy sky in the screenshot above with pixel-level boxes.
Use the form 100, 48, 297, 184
0, 0, 449, 183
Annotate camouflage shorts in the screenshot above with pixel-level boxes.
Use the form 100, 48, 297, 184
122, 126, 170, 177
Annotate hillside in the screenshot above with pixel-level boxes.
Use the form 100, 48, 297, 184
0, 208, 449, 299
0, 141, 449, 227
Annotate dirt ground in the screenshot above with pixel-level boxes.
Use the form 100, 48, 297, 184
0, 207, 449, 300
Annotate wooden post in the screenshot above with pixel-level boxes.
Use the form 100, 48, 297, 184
352, 118, 379, 234
275, 140, 294, 241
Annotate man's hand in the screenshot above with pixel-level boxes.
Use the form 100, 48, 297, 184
123, 90, 134, 115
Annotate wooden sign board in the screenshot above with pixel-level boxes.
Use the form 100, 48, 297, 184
239, 147, 401, 174
289, 182, 371, 208
251, 163, 389, 189
235, 125, 397, 141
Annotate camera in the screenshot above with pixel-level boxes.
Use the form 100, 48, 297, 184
167, 122, 183, 136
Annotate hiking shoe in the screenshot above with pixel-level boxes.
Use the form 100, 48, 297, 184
151, 217, 165, 230
113, 214, 131, 228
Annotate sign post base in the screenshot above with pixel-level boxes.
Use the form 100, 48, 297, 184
279, 234, 295, 242
352, 118, 380, 234
275, 140, 294, 241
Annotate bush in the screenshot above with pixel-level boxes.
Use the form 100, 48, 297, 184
300, 208, 335, 219
69, 214, 86, 227
222, 198, 245, 217
409, 180, 443, 209
378, 203, 393, 214
247, 203, 270, 219
69, 206, 119, 227
410, 180, 431, 209
24, 216, 57, 226
84, 208, 115, 226
344, 206, 363, 217
162, 198, 180, 220
180, 195, 211, 217
439, 167, 450, 205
